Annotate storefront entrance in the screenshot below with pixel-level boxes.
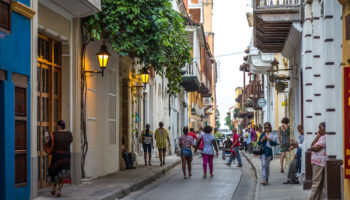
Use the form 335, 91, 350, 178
36, 34, 62, 188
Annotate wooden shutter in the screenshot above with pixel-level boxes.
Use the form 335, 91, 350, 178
13, 73, 28, 186
0, 0, 11, 33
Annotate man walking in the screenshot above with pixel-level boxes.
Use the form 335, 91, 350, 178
213, 128, 222, 147
155, 122, 170, 166
231, 128, 242, 167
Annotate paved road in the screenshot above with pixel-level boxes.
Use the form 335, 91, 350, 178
122, 153, 243, 200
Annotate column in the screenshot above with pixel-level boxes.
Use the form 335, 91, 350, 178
302, 1, 313, 190
323, 0, 343, 199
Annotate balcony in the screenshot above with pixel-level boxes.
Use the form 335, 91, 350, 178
253, 0, 301, 53
181, 62, 200, 92
46, 0, 101, 17
199, 82, 212, 97
203, 97, 212, 106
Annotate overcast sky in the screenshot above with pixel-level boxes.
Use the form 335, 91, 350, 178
213, 0, 252, 129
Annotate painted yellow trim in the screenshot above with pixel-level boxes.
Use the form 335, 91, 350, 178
11, 1, 36, 19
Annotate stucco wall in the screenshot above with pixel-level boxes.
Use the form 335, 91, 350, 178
85, 41, 120, 178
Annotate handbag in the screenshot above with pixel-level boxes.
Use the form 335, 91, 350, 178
43, 131, 54, 154
252, 144, 264, 155
198, 135, 204, 150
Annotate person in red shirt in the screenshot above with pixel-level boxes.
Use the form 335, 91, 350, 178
188, 128, 198, 144
226, 128, 242, 167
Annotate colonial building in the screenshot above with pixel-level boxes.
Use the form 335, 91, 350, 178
0, 1, 35, 199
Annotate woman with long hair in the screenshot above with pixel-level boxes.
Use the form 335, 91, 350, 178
279, 117, 290, 173
47, 120, 73, 197
195, 125, 218, 178
258, 122, 277, 185
179, 127, 194, 179
140, 124, 154, 166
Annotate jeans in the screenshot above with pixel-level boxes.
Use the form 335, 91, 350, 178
261, 154, 272, 182
244, 142, 248, 152
202, 154, 214, 174
227, 152, 236, 165
297, 147, 302, 173
233, 147, 242, 165
122, 151, 134, 169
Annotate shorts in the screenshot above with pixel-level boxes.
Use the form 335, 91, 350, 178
158, 148, 166, 151
142, 143, 152, 153
181, 148, 192, 157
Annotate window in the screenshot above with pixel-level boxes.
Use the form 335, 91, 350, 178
13, 73, 28, 186
0, 0, 11, 33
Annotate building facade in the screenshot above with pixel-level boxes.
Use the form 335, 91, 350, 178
0, 1, 35, 199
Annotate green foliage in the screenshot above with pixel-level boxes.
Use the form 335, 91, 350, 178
85, 0, 192, 94
225, 114, 234, 130
233, 108, 240, 119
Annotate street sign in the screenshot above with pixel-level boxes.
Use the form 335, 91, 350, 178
258, 98, 267, 107
344, 67, 350, 179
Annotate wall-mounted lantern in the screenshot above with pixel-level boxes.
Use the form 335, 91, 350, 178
84, 42, 110, 77
131, 67, 149, 90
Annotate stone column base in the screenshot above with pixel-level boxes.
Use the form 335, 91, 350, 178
324, 156, 342, 199
304, 150, 313, 190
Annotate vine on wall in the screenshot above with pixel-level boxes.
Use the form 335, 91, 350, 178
85, 0, 192, 95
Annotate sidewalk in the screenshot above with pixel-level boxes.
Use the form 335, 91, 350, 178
35, 155, 180, 200
241, 152, 310, 200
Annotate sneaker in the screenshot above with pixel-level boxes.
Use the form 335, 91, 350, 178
296, 172, 304, 177
236, 164, 242, 168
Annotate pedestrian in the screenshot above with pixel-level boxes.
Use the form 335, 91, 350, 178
258, 122, 278, 185
195, 125, 218, 178
283, 124, 304, 184
309, 122, 327, 200
279, 117, 290, 173
155, 122, 170, 166
188, 128, 198, 145
140, 124, 154, 166
46, 120, 73, 197
246, 128, 252, 153
243, 128, 248, 152
179, 127, 194, 179
226, 128, 242, 167
213, 128, 222, 147
121, 145, 136, 169
222, 136, 233, 160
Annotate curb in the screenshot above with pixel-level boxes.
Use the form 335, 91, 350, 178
241, 152, 260, 200
102, 159, 181, 200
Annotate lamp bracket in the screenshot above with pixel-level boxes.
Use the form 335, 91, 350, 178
83, 69, 105, 77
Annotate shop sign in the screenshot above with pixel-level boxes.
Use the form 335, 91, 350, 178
258, 98, 267, 107
344, 67, 350, 179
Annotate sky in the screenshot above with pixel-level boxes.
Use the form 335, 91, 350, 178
213, 0, 252, 129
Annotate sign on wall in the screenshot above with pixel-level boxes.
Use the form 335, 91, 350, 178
344, 67, 350, 179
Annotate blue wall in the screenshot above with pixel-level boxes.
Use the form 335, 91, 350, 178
0, 0, 31, 199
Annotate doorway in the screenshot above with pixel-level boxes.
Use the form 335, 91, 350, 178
36, 34, 62, 188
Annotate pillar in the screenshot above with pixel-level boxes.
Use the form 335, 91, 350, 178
302, 1, 314, 190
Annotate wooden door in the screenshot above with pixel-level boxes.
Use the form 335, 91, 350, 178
37, 35, 61, 188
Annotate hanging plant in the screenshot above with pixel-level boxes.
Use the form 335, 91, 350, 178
85, 0, 192, 94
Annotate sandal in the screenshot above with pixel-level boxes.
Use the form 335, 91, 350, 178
50, 190, 56, 196
184, 175, 187, 179
56, 192, 61, 197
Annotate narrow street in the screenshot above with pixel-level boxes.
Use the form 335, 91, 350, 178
122, 153, 245, 200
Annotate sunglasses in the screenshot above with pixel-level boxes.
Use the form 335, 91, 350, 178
264, 127, 270, 129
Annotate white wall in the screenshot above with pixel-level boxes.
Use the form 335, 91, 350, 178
85, 41, 120, 178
